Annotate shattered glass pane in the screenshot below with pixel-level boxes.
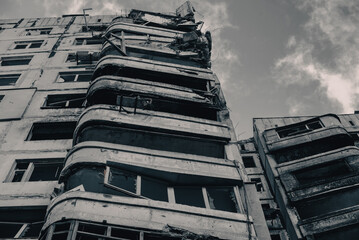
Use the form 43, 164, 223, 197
206, 187, 238, 213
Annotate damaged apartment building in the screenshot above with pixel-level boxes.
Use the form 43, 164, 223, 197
0, 2, 271, 240
238, 114, 359, 240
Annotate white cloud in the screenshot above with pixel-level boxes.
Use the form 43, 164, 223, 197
274, 0, 359, 113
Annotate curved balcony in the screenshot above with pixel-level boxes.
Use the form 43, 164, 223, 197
92, 55, 214, 91
105, 22, 184, 39
299, 206, 359, 239
42, 191, 255, 240
73, 105, 230, 158
101, 38, 203, 68
60, 141, 241, 185
278, 146, 359, 201
87, 75, 218, 120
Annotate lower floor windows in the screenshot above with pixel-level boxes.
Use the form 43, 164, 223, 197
75, 166, 242, 213
41, 220, 216, 240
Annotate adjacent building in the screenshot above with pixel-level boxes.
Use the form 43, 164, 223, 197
0, 2, 270, 240
239, 114, 359, 240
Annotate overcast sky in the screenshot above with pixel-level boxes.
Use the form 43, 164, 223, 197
1, 0, 358, 139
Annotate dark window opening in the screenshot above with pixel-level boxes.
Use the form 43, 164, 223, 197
66, 51, 99, 65
274, 134, 354, 163
111, 228, 139, 239
174, 187, 206, 208
43, 94, 86, 108
270, 234, 281, 240
25, 28, 52, 36
277, 120, 323, 138
10, 159, 63, 182
0, 208, 45, 238
141, 177, 168, 202
77, 125, 225, 158
242, 156, 256, 168
78, 222, 107, 235
0, 74, 20, 86
108, 168, 137, 194
251, 178, 264, 192
26, 122, 76, 140
1, 56, 32, 66
92, 65, 209, 92
206, 187, 238, 212
57, 71, 92, 82
239, 143, 246, 151
14, 40, 43, 49
293, 160, 351, 186
0, 95, 4, 102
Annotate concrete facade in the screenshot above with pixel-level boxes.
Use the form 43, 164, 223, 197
0, 2, 269, 240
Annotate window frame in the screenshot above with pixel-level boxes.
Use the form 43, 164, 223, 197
104, 166, 243, 213
42, 93, 86, 109
276, 119, 324, 138
0, 73, 21, 86
57, 71, 93, 82
6, 158, 64, 183
12, 40, 44, 50
74, 37, 103, 46
0, 56, 33, 66
24, 27, 52, 36
26, 121, 77, 141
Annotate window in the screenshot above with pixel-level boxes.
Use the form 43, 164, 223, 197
239, 143, 246, 151
293, 160, 351, 185
104, 167, 241, 213
57, 71, 92, 82
43, 94, 86, 108
0, 208, 45, 239
74, 37, 102, 45
66, 51, 100, 65
8, 158, 63, 182
0, 74, 20, 86
13, 40, 44, 49
277, 120, 323, 138
0, 56, 32, 66
24, 28, 52, 36
0, 95, 3, 102
271, 234, 281, 240
26, 122, 76, 140
242, 156, 256, 168
251, 178, 264, 192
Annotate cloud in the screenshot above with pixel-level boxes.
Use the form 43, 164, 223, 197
274, 0, 359, 113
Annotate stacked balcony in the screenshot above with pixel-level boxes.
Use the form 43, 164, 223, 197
255, 114, 359, 240
40, 3, 257, 240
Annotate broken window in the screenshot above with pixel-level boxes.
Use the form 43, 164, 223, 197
57, 71, 92, 82
242, 156, 256, 168
277, 120, 323, 138
8, 158, 63, 182
0, 208, 45, 239
24, 27, 52, 36
26, 122, 76, 140
43, 94, 86, 108
13, 40, 44, 49
66, 51, 99, 65
74, 37, 102, 45
293, 160, 351, 186
174, 186, 206, 208
0, 56, 32, 66
107, 167, 137, 195
206, 187, 238, 212
0, 74, 20, 86
251, 178, 264, 192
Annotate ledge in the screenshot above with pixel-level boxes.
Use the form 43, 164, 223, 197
87, 75, 213, 104
299, 206, 359, 236
265, 126, 351, 152
74, 105, 230, 144
59, 141, 241, 184
44, 191, 255, 240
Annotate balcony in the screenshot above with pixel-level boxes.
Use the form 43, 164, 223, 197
278, 146, 359, 201
42, 191, 255, 240
87, 75, 219, 120
73, 105, 230, 158
92, 55, 215, 91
